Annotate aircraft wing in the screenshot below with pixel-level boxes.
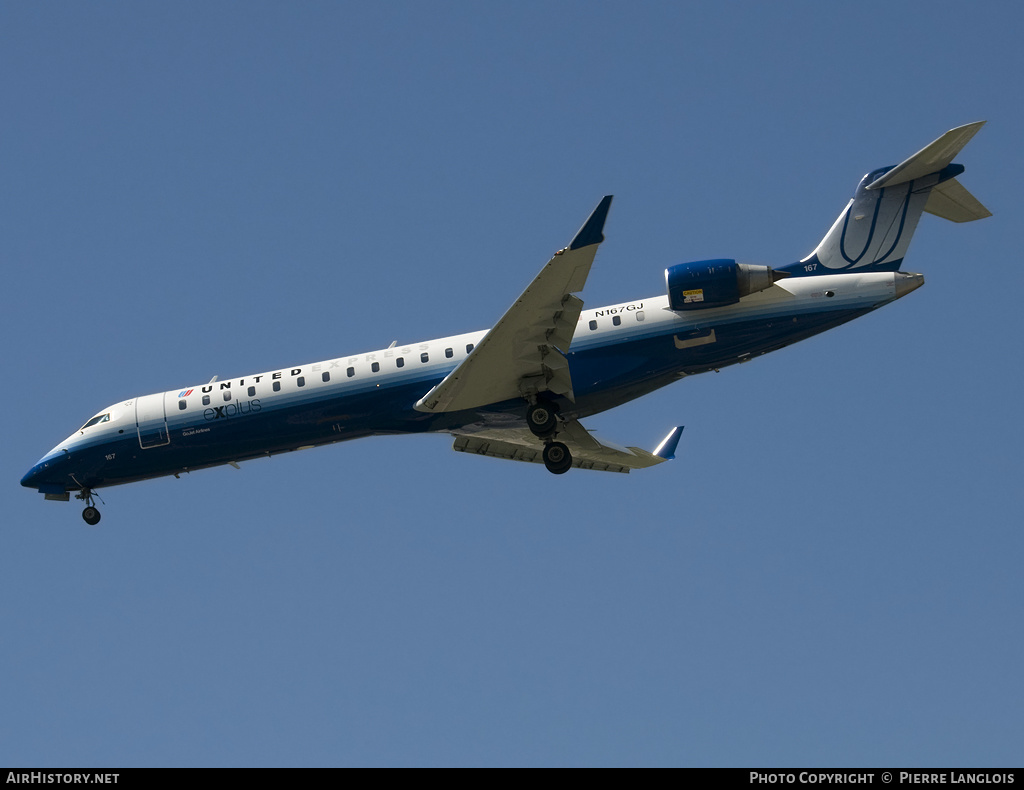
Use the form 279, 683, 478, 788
414, 196, 613, 413
452, 422, 683, 474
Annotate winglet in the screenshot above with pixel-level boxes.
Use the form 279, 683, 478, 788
568, 195, 613, 250
652, 426, 684, 460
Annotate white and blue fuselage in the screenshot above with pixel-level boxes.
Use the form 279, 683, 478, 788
21, 122, 990, 522
21, 271, 920, 494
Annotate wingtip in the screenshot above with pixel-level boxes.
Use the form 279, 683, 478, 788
653, 426, 684, 460
569, 195, 614, 250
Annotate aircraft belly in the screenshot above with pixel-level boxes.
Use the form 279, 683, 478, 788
566, 306, 874, 416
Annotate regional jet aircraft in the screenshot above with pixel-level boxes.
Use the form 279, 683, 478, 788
22, 123, 990, 524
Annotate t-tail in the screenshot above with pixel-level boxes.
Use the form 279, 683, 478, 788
780, 122, 991, 276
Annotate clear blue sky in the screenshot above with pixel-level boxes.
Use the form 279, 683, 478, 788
3, 1, 1021, 767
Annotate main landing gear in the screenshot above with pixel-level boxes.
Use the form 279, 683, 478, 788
75, 488, 102, 525
542, 441, 572, 475
526, 399, 573, 475
526, 401, 558, 439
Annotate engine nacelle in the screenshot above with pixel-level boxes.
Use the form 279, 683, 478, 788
665, 258, 785, 311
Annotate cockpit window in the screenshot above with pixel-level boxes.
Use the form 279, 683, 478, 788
81, 413, 110, 430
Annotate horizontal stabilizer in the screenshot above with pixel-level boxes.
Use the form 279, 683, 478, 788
867, 121, 985, 189
923, 177, 992, 223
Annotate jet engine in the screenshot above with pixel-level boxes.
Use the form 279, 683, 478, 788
665, 258, 789, 311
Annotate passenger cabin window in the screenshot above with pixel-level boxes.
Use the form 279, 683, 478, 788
466, 343, 474, 353
589, 320, 597, 330
178, 400, 187, 410
371, 362, 380, 373
223, 391, 232, 402
322, 372, 330, 383
420, 352, 429, 363
445, 347, 453, 358
202, 395, 211, 406
346, 367, 355, 378
248, 386, 256, 397
396, 358, 404, 368
612, 315, 621, 326
81, 413, 110, 430
297, 377, 305, 387
273, 381, 281, 392
636, 311, 645, 322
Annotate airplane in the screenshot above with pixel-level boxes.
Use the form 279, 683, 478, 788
22, 122, 990, 525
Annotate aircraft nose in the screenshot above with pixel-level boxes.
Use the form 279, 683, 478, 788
21, 462, 48, 489
21, 451, 71, 492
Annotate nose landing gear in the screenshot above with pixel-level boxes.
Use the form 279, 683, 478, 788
75, 488, 103, 525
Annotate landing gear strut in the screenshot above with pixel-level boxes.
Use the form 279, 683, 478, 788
526, 399, 571, 473
75, 488, 102, 525
542, 441, 573, 475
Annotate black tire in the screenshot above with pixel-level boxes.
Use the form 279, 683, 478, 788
542, 441, 572, 475
82, 506, 101, 526
527, 402, 558, 438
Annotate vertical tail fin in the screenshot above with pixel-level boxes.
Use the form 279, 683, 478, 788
788, 122, 990, 274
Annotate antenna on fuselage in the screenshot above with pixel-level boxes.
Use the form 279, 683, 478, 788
208, 376, 218, 383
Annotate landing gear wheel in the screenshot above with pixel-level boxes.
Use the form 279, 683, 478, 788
542, 441, 573, 475
527, 402, 558, 438
82, 506, 101, 526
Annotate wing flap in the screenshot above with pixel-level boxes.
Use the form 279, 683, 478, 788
452, 434, 635, 474
451, 420, 679, 474
546, 293, 583, 353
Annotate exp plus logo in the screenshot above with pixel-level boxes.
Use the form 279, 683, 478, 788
203, 399, 262, 421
